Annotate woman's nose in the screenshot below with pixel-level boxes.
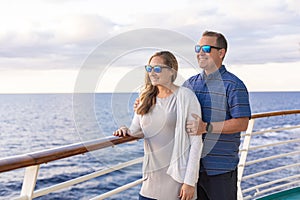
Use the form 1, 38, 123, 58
149, 69, 155, 75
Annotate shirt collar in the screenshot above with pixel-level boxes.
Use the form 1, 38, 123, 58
201, 65, 227, 80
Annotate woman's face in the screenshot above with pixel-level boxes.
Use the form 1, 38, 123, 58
148, 56, 174, 87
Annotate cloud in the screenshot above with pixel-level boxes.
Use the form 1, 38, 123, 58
0, 0, 299, 70
0, 14, 115, 55
108, 0, 300, 65
0, 0, 299, 92
173, 0, 300, 64
53, 15, 115, 44
0, 10, 117, 70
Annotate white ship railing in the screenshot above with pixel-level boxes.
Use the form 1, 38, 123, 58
0, 134, 144, 200
0, 110, 299, 200
237, 110, 300, 199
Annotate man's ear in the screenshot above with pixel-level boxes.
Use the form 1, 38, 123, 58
219, 49, 226, 59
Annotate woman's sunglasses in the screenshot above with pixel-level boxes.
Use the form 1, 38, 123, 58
195, 45, 222, 53
145, 65, 171, 73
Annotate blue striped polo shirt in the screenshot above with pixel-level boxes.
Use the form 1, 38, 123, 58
183, 65, 251, 175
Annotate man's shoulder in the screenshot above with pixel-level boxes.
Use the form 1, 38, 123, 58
182, 73, 202, 89
222, 68, 241, 80
184, 73, 202, 85
222, 68, 245, 86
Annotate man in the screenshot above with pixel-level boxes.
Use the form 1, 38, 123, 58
184, 31, 251, 200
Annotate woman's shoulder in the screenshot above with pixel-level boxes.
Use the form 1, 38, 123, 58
177, 86, 201, 109
177, 86, 196, 96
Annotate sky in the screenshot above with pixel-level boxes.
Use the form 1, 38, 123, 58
0, 0, 299, 93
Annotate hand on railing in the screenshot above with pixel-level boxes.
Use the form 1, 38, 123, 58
113, 126, 131, 137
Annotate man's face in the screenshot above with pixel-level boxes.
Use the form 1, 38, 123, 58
196, 36, 222, 73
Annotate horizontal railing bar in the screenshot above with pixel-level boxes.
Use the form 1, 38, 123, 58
242, 163, 300, 180
243, 180, 300, 200
239, 138, 300, 153
90, 178, 145, 200
252, 180, 300, 198
243, 174, 300, 193
251, 110, 300, 119
241, 125, 300, 137
12, 196, 27, 200
0, 133, 143, 173
33, 157, 143, 198
244, 151, 300, 166
249, 138, 300, 150
243, 195, 252, 200
245, 138, 300, 151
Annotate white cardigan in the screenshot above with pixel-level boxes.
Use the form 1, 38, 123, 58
166, 87, 203, 186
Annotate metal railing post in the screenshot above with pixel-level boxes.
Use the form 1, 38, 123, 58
237, 119, 255, 200
19, 165, 40, 200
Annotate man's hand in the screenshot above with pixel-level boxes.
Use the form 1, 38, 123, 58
133, 98, 140, 112
186, 113, 206, 135
179, 184, 195, 200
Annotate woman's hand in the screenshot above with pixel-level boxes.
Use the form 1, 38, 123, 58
179, 184, 195, 200
113, 126, 130, 137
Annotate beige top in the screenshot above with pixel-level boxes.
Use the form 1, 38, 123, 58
130, 87, 202, 199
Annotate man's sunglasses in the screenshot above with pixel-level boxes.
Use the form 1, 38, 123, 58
195, 45, 222, 53
145, 65, 171, 73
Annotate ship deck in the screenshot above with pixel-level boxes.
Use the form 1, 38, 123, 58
257, 187, 300, 200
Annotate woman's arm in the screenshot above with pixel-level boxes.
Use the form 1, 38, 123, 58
183, 135, 202, 186
113, 113, 144, 137
183, 89, 203, 186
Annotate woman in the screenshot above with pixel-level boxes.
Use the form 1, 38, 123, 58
113, 51, 202, 200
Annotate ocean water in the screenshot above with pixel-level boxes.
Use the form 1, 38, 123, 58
0, 92, 299, 199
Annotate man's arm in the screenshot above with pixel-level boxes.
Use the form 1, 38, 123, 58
187, 114, 249, 135
207, 117, 249, 134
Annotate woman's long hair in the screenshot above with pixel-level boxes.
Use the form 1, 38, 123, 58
136, 51, 178, 115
